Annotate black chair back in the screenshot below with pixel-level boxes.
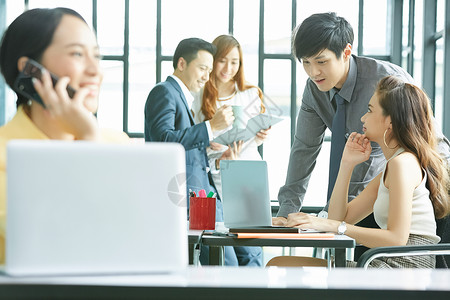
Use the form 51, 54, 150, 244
436, 215, 450, 268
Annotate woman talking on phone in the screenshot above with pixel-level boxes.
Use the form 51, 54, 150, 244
0, 8, 129, 265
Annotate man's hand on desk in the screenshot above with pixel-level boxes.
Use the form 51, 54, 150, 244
272, 217, 287, 226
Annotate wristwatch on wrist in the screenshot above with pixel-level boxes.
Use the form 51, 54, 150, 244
215, 159, 220, 170
337, 221, 347, 235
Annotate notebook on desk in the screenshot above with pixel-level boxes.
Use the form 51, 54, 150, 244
220, 160, 297, 233
5, 140, 188, 276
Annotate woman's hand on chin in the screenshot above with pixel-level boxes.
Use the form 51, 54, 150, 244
341, 132, 372, 167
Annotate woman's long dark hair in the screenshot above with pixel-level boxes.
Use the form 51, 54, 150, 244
377, 75, 450, 219
0, 8, 86, 107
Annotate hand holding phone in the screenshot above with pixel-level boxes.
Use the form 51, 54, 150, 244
13, 59, 76, 108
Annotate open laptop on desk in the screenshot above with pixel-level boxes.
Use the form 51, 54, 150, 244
5, 140, 188, 276
220, 160, 300, 233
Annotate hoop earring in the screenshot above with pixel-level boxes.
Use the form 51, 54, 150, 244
383, 129, 398, 149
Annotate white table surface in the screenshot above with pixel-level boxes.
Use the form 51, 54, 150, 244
1, 266, 449, 291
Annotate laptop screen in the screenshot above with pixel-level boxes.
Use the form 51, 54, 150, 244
220, 160, 272, 228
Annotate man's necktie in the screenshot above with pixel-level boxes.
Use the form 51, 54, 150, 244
326, 93, 346, 204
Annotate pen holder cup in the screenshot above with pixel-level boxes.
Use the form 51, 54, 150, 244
189, 197, 216, 230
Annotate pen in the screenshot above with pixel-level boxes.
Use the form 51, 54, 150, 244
207, 191, 214, 198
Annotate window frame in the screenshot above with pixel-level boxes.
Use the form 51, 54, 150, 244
1, 0, 449, 200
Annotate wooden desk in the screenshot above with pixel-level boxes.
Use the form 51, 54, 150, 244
0, 267, 449, 299
188, 231, 355, 267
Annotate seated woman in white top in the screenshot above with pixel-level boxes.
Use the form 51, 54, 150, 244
191, 34, 269, 199
286, 75, 450, 268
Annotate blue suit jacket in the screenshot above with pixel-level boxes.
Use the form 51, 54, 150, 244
144, 76, 222, 220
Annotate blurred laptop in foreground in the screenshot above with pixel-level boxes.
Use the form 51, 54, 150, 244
5, 140, 187, 276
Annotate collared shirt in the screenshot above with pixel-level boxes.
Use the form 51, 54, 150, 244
170, 75, 194, 109
169, 75, 214, 140
276, 55, 415, 218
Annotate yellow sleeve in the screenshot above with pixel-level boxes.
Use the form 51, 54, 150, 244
99, 129, 130, 144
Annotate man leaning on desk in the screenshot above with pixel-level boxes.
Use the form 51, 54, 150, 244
144, 37, 262, 267
272, 12, 450, 259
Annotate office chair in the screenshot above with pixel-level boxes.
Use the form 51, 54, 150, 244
356, 215, 450, 269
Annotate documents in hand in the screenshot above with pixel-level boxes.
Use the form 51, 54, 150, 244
213, 113, 283, 145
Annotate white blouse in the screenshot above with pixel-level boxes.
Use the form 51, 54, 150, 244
191, 84, 264, 198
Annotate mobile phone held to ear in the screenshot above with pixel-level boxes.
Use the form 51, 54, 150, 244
13, 59, 76, 108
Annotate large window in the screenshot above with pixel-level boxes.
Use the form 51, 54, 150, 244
1, 0, 448, 208
400, 0, 448, 136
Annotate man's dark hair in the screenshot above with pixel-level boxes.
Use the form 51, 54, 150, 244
292, 12, 354, 61
172, 38, 216, 69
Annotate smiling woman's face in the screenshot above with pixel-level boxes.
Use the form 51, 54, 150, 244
214, 46, 240, 85
40, 14, 103, 113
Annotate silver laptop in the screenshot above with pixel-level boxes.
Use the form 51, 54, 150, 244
6, 140, 188, 276
220, 160, 272, 228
